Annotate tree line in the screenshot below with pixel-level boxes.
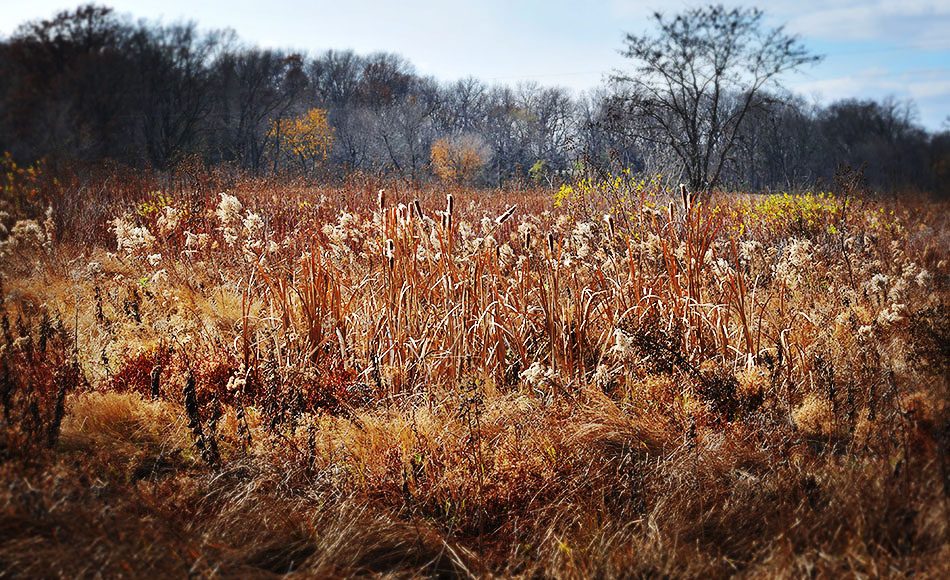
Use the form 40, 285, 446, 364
1, 4, 948, 194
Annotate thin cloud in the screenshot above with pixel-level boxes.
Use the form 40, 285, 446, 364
786, 2, 950, 50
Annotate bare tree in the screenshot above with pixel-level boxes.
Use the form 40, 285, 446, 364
614, 5, 820, 193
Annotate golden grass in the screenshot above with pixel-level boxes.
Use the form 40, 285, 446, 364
1, 175, 949, 577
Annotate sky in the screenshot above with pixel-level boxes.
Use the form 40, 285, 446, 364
1, 0, 948, 131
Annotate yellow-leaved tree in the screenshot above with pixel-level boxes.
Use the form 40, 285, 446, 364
430, 134, 489, 184
267, 108, 334, 175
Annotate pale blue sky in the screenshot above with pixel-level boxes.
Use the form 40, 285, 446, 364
2, 0, 948, 130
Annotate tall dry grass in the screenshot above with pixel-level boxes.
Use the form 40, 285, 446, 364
1, 169, 949, 577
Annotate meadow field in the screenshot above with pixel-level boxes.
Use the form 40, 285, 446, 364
1, 164, 949, 578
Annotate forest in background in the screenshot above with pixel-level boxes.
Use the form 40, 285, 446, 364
1, 4, 949, 194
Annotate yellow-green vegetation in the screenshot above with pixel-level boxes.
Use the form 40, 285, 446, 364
1, 171, 949, 578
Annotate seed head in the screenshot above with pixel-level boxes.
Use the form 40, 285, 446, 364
386, 238, 395, 269
496, 204, 517, 225
445, 194, 454, 232
603, 213, 615, 238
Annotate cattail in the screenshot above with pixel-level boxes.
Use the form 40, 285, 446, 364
377, 189, 386, 211
680, 183, 690, 213
523, 230, 531, 251
603, 213, 615, 238
495, 204, 517, 225
412, 199, 423, 220
547, 232, 555, 256
386, 238, 395, 270
446, 194, 454, 232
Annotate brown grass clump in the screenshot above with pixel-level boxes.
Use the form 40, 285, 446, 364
793, 393, 838, 439
1, 171, 950, 577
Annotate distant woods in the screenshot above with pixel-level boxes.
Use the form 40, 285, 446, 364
1, 4, 948, 194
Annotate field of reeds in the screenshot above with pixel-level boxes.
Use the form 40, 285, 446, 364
1, 161, 949, 578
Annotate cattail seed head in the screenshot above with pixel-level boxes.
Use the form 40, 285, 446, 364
603, 213, 615, 238
496, 204, 517, 225
386, 238, 395, 269
378, 189, 386, 211
680, 183, 690, 213
547, 232, 555, 256
445, 194, 454, 232
413, 199, 423, 220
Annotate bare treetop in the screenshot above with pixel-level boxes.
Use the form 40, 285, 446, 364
615, 5, 821, 193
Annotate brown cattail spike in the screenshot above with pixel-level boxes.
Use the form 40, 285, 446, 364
496, 204, 517, 225
445, 194, 454, 232
378, 189, 386, 211
603, 214, 615, 238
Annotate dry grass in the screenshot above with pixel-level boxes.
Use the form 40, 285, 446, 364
1, 172, 949, 578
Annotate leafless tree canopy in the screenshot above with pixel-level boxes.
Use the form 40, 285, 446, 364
0, 4, 947, 194
614, 5, 821, 192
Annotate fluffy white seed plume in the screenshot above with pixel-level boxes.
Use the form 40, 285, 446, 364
215, 192, 243, 227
